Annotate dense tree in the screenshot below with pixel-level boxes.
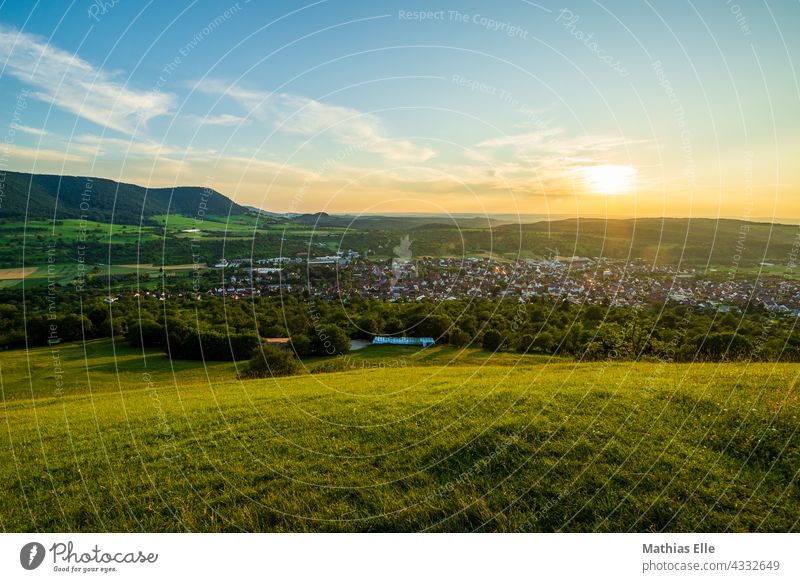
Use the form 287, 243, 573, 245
449, 328, 471, 347
127, 320, 165, 348
697, 332, 753, 361
482, 329, 505, 351
290, 333, 311, 356
59, 314, 93, 342
310, 324, 351, 355
2, 287, 798, 364
531, 332, 555, 354
417, 313, 452, 340
355, 315, 380, 339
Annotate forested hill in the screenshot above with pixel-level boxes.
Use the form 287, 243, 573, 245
488, 217, 800, 266
0, 170, 247, 224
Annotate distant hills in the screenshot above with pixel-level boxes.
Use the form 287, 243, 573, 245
2, 171, 799, 268
491, 217, 800, 266
0, 170, 247, 224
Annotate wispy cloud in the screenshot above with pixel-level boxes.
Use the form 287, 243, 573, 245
196, 79, 436, 163
196, 78, 267, 111
0, 142, 87, 164
185, 113, 250, 127
478, 128, 643, 157
11, 124, 49, 137
477, 128, 565, 150
0, 25, 174, 134
68, 135, 198, 158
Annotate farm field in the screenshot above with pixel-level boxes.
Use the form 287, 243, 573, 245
0, 339, 797, 532
0, 262, 202, 289
0, 263, 77, 288
0, 267, 38, 280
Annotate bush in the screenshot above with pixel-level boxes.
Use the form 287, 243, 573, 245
239, 347, 302, 379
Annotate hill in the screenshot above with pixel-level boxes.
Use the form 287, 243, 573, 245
0, 170, 248, 224
0, 339, 797, 532
492, 217, 798, 265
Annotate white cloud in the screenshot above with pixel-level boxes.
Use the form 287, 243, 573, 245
70, 135, 203, 158
196, 78, 267, 112
11, 124, 48, 137
0, 25, 174, 134
277, 93, 437, 163
0, 142, 87, 164
477, 128, 565, 150
196, 80, 436, 163
186, 113, 249, 127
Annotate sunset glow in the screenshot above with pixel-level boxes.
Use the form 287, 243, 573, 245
581, 165, 638, 195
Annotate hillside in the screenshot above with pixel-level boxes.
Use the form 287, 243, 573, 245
493, 217, 800, 265
0, 339, 797, 532
0, 170, 248, 224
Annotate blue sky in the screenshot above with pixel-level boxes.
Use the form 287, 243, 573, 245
1, 0, 798, 217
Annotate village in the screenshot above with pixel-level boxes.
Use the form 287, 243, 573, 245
182, 252, 800, 316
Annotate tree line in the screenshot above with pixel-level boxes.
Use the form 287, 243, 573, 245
1, 290, 799, 365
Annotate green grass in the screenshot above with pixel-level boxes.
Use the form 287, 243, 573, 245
305, 344, 562, 370
0, 339, 797, 532
2, 219, 163, 245
151, 214, 253, 232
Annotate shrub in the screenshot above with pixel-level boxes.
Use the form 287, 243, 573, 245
239, 347, 302, 379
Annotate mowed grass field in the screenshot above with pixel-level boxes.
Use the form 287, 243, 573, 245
0, 339, 798, 532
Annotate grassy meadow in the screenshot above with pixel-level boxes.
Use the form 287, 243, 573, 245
0, 339, 798, 532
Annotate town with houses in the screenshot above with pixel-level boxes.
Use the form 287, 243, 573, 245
141, 249, 800, 317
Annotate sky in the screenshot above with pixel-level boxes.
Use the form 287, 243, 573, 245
0, 0, 798, 219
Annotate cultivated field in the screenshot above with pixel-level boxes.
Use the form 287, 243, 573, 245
0, 340, 797, 532
0, 267, 37, 280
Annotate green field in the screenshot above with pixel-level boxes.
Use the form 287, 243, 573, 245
0, 340, 797, 532
0, 262, 200, 289
0, 219, 164, 245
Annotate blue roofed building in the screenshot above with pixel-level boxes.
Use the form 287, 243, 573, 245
372, 336, 435, 347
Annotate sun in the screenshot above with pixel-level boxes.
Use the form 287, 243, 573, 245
581, 164, 637, 195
